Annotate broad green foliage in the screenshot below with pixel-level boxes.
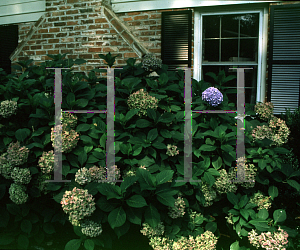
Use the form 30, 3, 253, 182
0, 53, 299, 250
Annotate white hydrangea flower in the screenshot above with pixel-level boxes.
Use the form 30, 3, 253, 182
0, 100, 18, 118
10, 167, 31, 185
81, 220, 103, 237
9, 183, 28, 205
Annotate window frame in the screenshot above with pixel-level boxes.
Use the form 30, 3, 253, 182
194, 5, 268, 104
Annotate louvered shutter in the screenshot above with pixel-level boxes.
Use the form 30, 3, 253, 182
0, 25, 18, 75
268, 4, 300, 115
161, 10, 192, 71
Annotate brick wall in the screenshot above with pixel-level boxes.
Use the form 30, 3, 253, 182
10, 0, 194, 78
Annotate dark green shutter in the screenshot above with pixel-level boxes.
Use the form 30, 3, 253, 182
161, 10, 192, 71
268, 3, 300, 115
0, 25, 18, 75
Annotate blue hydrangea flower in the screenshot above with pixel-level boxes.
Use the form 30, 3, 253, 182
202, 87, 223, 107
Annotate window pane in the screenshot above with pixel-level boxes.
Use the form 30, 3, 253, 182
203, 15, 220, 38
201, 66, 257, 111
203, 39, 219, 62
240, 14, 259, 38
221, 15, 239, 38
222, 39, 238, 61
240, 38, 258, 62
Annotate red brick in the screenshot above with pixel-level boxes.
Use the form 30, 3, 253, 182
46, 7, 58, 12
32, 35, 42, 39
150, 25, 161, 30
38, 28, 49, 33
48, 39, 60, 43
110, 29, 117, 34
110, 41, 122, 46
74, 14, 88, 19
140, 37, 149, 41
31, 45, 42, 50
66, 10, 79, 14
55, 44, 67, 48
149, 49, 160, 53
36, 50, 46, 55
56, 33, 67, 37
103, 47, 117, 52
80, 54, 93, 59
24, 51, 35, 56
95, 18, 107, 23
43, 45, 53, 49
42, 34, 54, 38
67, 55, 78, 59
102, 24, 110, 28
67, 44, 76, 48
59, 5, 72, 10
61, 37, 75, 42
128, 21, 141, 26
61, 16, 73, 21
69, 32, 81, 36
88, 24, 102, 29
21, 25, 31, 30
67, 21, 79, 26
123, 17, 133, 21
88, 48, 102, 53
134, 15, 148, 20
111, 19, 123, 33
150, 14, 160, 19
119, 48, 130, 52
96, 30, 108, 35
140, 31, 155, 36
103, 8, 113, 21
124, 52, 137, 58
74, 25, 87, 30
28, 41, 36, 45
54, 22, 66, 27
51, 11, 64, 16
49, 28, 60, 32
47, 50, 60, 54
127, 12, 141, 15
95, 42, 104, 46
144, 20, 156, 25
61, 49, 74, 54
81, 19, 93, 24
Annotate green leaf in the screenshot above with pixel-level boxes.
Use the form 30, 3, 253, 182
248, 219, 270, 231
108, 207, 126, 229
257, 208, 269, 220
76, 98, 89, 108
147, 128, 158, 142
136, 119, 152, 128
84, 239, 95, 250
156, 192, 176, 207
17, 234, 29, 249
205, 222, 217, 233
212, 156, 222, 170
238, 195, 249, 208
287, 179, 300, 192
230, 241, 240, 250
0, 234, 14, 245
268, 186, 278, 200
64, 239, 82, 250
136, 168, 155, 188
120, 176, 138, 193
198, 144, 217, 151
6, 203, 21, 215
96, 196, 119, 212
227, 192, 239, 206
203, 172, 215, 187
43, 223, 56, 234
156, 170, 174, 185
66, 92, 75, 106
73, 226, 84, 237
273, 209, 286, 223
125, 109, 139, 122
15, 128, 31, 142
78, 151, 87, 166
0, 207, 9, 227
76, 124, 90, 132
21, 220, 32, 234
126, 195, 148, 208
80, 135, 94, 144
240, 209, 249, 220
114, 220, 130, 239
126, 207, 142, 225
144, 203, 160, 229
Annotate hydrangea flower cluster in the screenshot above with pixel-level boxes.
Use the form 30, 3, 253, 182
6, 141, 29, 167
38, 150, 54, 174
80, 219, 103, 237
255, 102, 274, 121
0, 100, 18, 118
149, 236, 173, 250
60, 187, 96, 226
200, 182, 217, 207
202, 87, 223, 107
249, 191, 272, 211
141, 53, 162, 72
75, 165, 121, 186
213, 169, 238, 195
188, 208, 202, 224
168, 196, 186, 219
252, 102, 290, 146
172, 231, 218, 250
248, 227, 289, 250
9, 183, 28, 204
36, 173, 52, 195
50, 125, 80, 153
0, 153, 13, 179
61, 112, 78, 130
140, 222, 165, 238
166, 144, 179, 157
225, 213, 234, 225
127, 89, 159, 117
10, 167, 31, 185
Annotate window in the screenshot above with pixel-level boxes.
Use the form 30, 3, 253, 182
196, 10, 264, 111
0, 24, 18, 75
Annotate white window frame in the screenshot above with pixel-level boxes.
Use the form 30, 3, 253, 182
194, 5, 269, 104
